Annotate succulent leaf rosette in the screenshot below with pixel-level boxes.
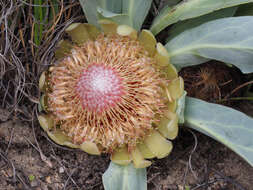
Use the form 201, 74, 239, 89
38, 20, 184, 168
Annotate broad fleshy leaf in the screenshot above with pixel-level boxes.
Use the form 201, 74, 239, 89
165, 16, 253, 73
102, 162, 147, 190
97, 0, 122, 13
80, 0, 151, 31
79, 0, 99, 27
184, 97, 253, 166
166, 7, 238, 43
122, 0, 152, 30
150, 0, 253, 35
80, 0, 128, 27
97, 7, 131, 26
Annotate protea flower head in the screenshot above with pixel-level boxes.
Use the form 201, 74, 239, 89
38, 20, 184, 168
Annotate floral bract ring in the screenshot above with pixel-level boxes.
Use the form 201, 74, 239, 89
38, 20, 184, 168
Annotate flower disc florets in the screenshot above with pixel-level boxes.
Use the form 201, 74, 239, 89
76, 64, 124, 113
47, 34, 166, 151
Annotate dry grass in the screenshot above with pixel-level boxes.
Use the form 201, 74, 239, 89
0, 0, 83, 122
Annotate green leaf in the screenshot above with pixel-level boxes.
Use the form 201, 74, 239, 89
176, 91, 186, 124
122, 0, 152, 30
184, 97, 253, 166
235, 3, 253, 16
164, 0, 181, 7
102, 162, 147, 190
80, 0, 151, 30
97, 0, 122, 13
150, 0, 253, 35
34, 0, 44, 46
165, 16, 253, 74
28, 175, 35, 181
166, 7, 238, 43
79, 0, 99, 27
97, 7, 131, 26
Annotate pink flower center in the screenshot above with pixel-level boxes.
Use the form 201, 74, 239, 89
76, 64, 124, 113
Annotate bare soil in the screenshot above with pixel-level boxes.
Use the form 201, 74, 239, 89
0, 115, 253, 190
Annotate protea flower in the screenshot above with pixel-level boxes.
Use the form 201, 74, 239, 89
38, 20, 184, 168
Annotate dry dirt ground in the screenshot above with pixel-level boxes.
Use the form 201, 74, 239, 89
0, 113, 253, 190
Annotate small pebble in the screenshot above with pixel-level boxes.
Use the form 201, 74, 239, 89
30, 180, 38, 187
45, 176, 52, 184
59, 167, 64, 173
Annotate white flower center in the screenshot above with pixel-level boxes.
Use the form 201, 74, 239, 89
76, 64, 124, 113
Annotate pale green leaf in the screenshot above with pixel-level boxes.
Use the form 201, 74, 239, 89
122, 0, 152, 30
166, 7, 238, 43
97, 0, 122, 13
79, 0, 99, 27
80, 0, 151, 30
102, 162, 147, 190
150, 0, 253, 35
184, 97, 253, 166
176, 91, 186, 124
97, 7, 131, 26
165, 16, 253, 73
